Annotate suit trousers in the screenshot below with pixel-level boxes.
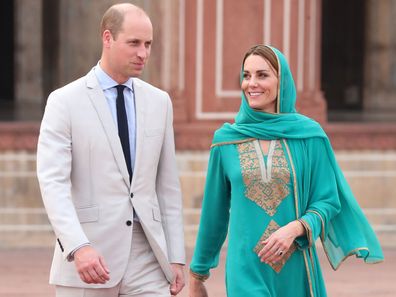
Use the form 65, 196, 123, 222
56, 222, 170, 297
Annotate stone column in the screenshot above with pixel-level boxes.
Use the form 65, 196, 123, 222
57, 0, 108, 84
364, 0, 396, 113
14, 0, 43, 120
54, 0, 169, 83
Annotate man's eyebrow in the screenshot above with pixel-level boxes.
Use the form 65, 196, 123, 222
126, 38, 152, 43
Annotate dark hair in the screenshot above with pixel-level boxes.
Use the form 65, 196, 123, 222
242, 45, 279, 74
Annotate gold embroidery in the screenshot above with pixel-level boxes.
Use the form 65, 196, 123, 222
307, 210, 325, 241
283, 139, 315, 297
211, 138, 256, 148
237, 140, 290, 216
253, 220, 296, 273
253, 220, 280, 254
298, 218, 313, 248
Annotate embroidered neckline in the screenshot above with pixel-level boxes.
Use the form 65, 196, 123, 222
236, 139, 291, 216
254, 139, 276, 183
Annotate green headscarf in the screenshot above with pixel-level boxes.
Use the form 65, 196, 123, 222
213, 45, 383, 269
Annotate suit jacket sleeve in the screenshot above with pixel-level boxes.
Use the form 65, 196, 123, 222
37, 91, 89, 260
155, 94, 186, 264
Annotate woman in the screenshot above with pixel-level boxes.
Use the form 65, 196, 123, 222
189, 45, 383, 296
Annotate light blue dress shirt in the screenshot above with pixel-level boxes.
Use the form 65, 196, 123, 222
68, 64, 138, 258
94, 63, 136, 172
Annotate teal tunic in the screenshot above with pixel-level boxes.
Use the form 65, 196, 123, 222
191, 138, 337, 296
190, 45, 383, 297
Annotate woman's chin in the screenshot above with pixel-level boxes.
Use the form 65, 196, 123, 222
249, 103, 265, 111
249, 104, 276, 113
247, 101, 260, 109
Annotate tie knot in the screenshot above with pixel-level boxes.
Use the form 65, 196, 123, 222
115, 85, 126, 95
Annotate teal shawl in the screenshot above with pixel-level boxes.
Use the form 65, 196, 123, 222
213, 45, 384, 269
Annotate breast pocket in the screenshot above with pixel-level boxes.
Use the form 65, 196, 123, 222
152, 207, 162, 222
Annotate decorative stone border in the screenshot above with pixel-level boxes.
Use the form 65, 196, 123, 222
1, 122, 396, 151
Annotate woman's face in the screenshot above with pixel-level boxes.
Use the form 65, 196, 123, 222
241, 54, 279, 113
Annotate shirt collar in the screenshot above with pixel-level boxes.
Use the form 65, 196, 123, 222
94, 61, 133, 92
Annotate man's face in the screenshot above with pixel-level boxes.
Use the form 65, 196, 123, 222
108, 12, 153, 80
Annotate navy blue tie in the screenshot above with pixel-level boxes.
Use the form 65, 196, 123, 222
115, 85, 132, 182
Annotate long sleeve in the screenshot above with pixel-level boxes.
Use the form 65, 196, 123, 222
190, 145, 231, 277
295, 138, 341, 249
155, 94, 185, 264
37, 91, 90, 259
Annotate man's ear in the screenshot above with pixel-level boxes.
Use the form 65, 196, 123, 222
102, 30, 113, 48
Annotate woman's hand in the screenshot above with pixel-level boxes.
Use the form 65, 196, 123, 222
189, 273, 209, 297
258, 220, 305, 264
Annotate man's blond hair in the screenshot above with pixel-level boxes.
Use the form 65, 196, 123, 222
100, 3, 148, 40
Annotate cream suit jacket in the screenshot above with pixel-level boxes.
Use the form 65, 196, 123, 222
37, 69, 185, 288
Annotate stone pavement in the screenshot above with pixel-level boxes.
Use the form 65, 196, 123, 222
1, 247, 395, 297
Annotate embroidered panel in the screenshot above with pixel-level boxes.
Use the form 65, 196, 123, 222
253, 220, 296, 273
237, 140, 290, 216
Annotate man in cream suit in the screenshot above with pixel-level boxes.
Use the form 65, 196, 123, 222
37, 3, 185, 296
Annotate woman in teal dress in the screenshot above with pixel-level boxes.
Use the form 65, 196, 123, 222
189, 45, 384, 297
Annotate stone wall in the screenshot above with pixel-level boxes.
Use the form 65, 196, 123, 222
4, 0, 396, 251
364, 0, 396, 112
1, 149, 395, 248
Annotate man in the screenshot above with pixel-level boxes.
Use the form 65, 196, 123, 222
37, 3, 185, 296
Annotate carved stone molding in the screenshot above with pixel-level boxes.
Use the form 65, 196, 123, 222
0, 123, 39, 151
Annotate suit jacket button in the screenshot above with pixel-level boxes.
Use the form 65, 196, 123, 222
126, 220, 132, 226
130, 193, 134, 198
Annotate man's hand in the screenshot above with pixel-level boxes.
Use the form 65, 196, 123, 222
73, 245, 110, 284
170, 263, 185, 295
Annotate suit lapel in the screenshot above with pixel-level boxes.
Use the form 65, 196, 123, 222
131, 78, 146, 188
85, 70, 130, 188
